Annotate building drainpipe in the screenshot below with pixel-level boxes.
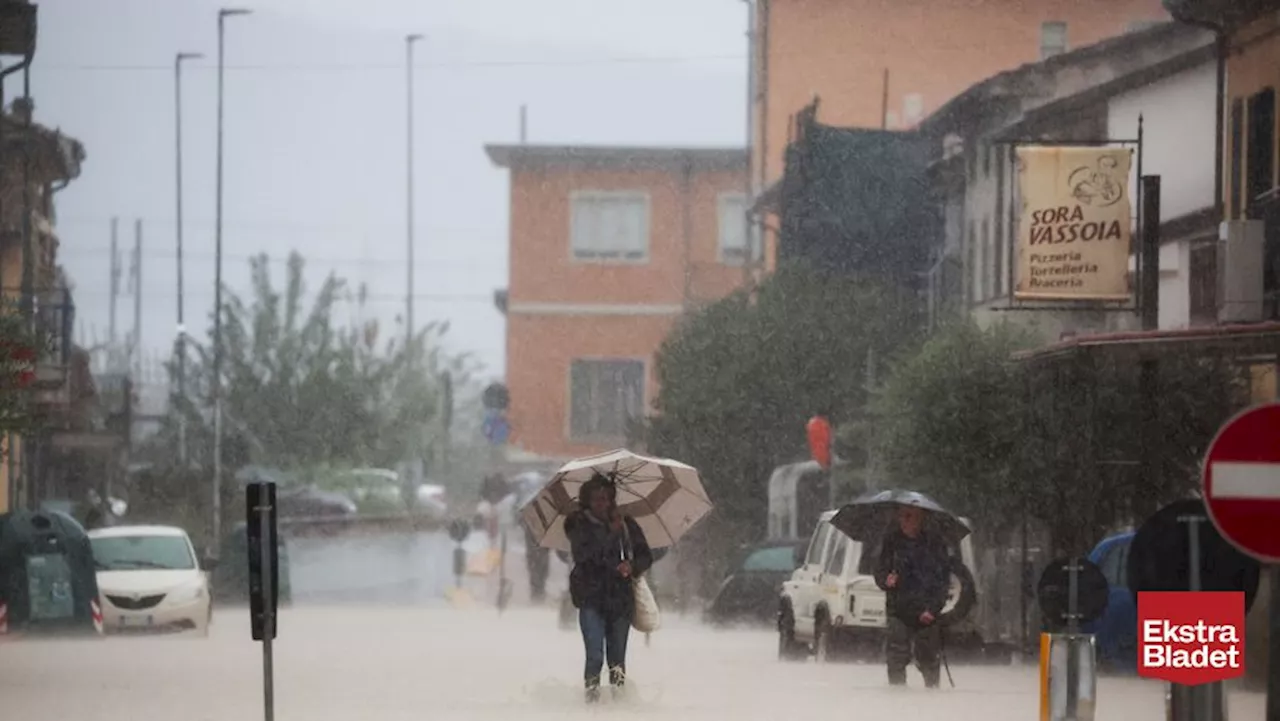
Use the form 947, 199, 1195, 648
744, 0, 770, 285
1176, 20, 1227, 217
681, 156, 694, 310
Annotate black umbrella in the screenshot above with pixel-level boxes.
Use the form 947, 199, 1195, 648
829, 489, 971, 545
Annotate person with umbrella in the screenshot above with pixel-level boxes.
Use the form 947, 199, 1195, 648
521, 449, 713, 700
873, 504, 953, 688
563, 472, 654, 703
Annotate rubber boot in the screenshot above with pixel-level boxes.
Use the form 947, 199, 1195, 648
888, 666, 908, 686
585, 675, 601, 703
922, 666, 941, 689
609, 665, 626, 699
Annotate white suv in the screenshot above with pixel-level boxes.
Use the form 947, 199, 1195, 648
777, 510, 978, 662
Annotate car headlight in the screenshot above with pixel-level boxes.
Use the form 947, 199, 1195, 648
167, 581, 207, 604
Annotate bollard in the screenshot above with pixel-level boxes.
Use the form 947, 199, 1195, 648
1040, 633, 1098, 721
1167, 681, 1228, 721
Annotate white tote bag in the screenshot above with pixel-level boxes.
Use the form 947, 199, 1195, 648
621, 520, 661, 633
631, 575, 661, 633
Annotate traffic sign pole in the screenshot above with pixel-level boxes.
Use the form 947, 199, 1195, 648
1200, 402, 1280, 721
1168, 514, 1225, 721
1268, 567, 1278, 721
259, 495, 275, 721
246, 482, 279, 721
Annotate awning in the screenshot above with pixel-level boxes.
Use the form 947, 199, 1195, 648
1015, 322, 1280, 365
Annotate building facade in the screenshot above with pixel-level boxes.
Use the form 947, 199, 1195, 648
486, 145, 751, 460
0, 100, 97, 513
747, 0, 1170, 272
917, 22, 1215, 339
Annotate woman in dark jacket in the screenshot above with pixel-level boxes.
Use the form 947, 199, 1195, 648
563, 473, 653, 702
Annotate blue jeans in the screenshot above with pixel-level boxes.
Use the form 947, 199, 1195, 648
579, 606, 630, 682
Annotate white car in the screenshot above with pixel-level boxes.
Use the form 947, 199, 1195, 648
778, 510, 979, 662
88, 525, 212, 636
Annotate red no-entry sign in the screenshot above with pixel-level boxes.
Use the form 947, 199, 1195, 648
1202, 402, 1280, 564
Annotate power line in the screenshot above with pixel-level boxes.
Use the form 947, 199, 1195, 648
69, 287, 495, 303
39, 54, 745, 73
59, 214, 499, 236
67, 245, 505, 269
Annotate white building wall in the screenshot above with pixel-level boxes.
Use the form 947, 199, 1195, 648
1108, 61, 1216, 330
1108, 61, 1216, 222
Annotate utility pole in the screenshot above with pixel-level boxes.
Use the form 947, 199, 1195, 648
108, 217, 120, 370
175, 51, 202, 466
405, 33, 423, 353
214, 7, 252, 551
519, 104, 527, 143
132, 219, 143, 384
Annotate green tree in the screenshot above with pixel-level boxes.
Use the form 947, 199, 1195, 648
645, 264, 917, 570
138, 252, 474, 502
874, 320, 1035, 541
876, 319, 1249, 554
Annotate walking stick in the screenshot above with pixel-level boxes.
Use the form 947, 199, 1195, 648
940, 628, 956, 688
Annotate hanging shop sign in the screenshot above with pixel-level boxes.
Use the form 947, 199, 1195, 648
1015, 146, 1134, 302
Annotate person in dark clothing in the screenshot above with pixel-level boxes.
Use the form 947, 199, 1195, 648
873, 505, 952, 688
563, 473, 653, 703
525, 524, 550, 602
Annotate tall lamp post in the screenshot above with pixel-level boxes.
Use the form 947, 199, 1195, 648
405, 33, 422, 353
174, 51, 202, 468
213, 7, 251, 552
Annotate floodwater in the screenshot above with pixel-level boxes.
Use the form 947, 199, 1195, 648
0, 605, 1265, 721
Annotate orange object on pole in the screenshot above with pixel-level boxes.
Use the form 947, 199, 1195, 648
806, 416, 832, 469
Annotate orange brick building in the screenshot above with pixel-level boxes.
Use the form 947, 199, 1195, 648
485, 145, 750, 460
748, 0, 1171, 269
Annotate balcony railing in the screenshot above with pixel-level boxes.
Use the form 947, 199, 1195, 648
3, 287, 75, 373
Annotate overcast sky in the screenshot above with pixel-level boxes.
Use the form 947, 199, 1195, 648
32, 0, 748, 382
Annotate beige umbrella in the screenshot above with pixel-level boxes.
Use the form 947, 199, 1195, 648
520, 448, 713, 553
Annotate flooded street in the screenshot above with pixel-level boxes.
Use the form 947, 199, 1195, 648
0, 605, 1264, 721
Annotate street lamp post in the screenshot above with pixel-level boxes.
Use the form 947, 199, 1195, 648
174, 51, 202, 468
213, 7, 251, 552
405, 33, 422, 353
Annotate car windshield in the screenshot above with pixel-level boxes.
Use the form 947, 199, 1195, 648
740, 546, 798, 572
91, 535, 196, 571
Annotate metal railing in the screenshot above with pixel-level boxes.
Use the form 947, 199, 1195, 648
2, 286, 75, 367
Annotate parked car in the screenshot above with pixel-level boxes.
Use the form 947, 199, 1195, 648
704, 540, 806, 627
89, 525, 212, 636
277, 486, 357, 518
777, 509, 980, 662
1083, 531, 1136, 672
0, 510, 103, 639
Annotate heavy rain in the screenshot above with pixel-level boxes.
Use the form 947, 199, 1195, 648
0, 2, 1278, 721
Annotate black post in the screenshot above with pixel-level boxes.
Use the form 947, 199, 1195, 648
1140, 176, 1161, 331
246, 481, 277, 721
1269, 566, 1279, 721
